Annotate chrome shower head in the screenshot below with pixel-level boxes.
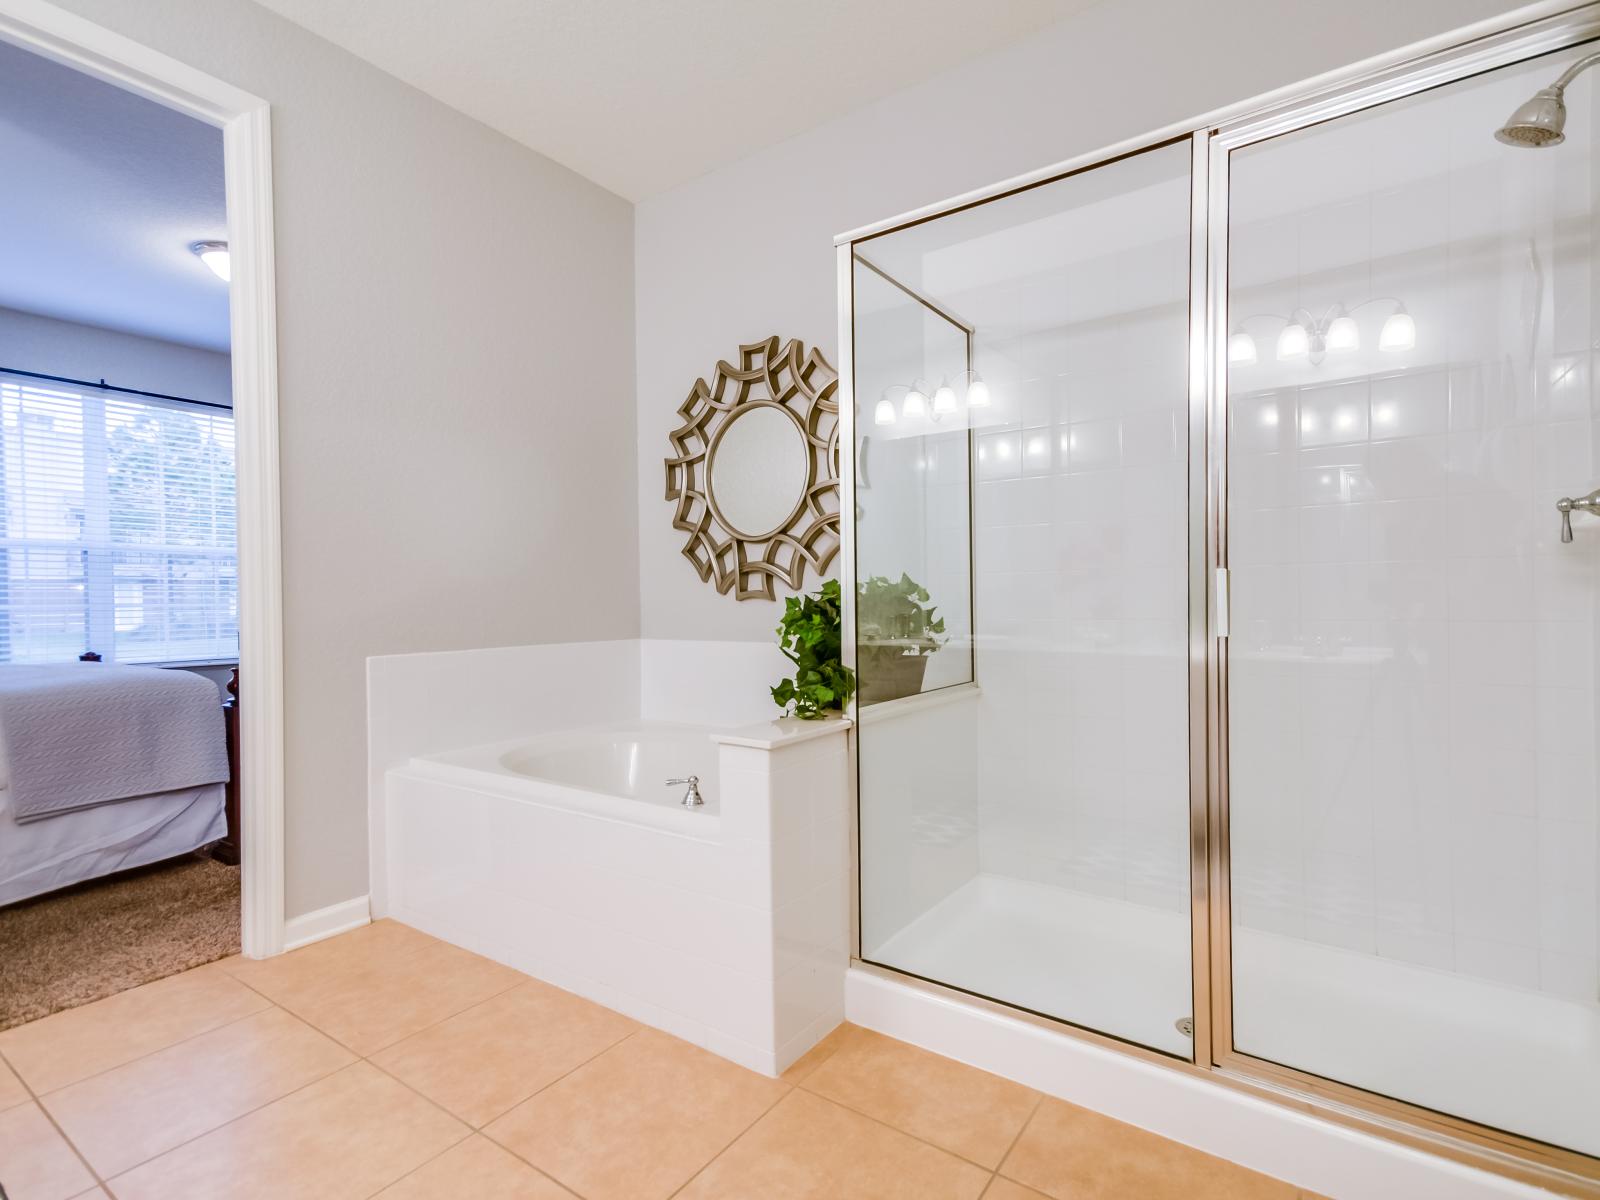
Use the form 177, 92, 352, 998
1496, 51, 1600, 149
1495, 86, 1567, 147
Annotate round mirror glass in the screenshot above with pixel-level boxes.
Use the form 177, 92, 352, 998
708, 404, 809, 539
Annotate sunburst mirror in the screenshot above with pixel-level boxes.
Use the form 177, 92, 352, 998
664, 336, 840, 600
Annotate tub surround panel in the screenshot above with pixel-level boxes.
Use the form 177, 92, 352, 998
639, 638, 792, 728
367, 640, 641, 916
373, 638, 851, 1076
384, 724, 849, 1076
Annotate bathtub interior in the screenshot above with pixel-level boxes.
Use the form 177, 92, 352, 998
500, 725, 722, 810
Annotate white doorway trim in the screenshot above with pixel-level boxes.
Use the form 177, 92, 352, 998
0, 0, 287, 958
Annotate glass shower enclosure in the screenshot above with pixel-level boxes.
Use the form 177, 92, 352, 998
839, 7, 1600, 1188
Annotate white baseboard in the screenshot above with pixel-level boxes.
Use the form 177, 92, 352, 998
283, 895, 371, 951
845, 967, 1555, 1200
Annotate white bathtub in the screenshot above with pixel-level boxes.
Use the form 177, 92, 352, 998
412, 724, 722, 834
381, 715, 852, 1075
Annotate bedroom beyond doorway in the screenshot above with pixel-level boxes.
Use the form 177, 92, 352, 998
0, 34, 244, 1024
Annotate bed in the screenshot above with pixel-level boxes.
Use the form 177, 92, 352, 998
0, 663, 234, 907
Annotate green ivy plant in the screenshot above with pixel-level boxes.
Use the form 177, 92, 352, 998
771, 578, 856, 720
857, 573, 947, 653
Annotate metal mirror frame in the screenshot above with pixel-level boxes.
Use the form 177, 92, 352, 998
665, 336, 841, 601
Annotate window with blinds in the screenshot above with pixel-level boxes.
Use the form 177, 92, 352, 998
0, 375, 237, 665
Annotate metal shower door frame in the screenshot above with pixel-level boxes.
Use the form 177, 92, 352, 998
836, 4, 1600, 1194
1201, 6, 1600, 1193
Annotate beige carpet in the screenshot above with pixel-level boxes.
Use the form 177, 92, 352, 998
0, 853, 240, 1031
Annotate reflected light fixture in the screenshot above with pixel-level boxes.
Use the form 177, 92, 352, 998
1379, 306, 1416, 352
1325, 311, 1360, 352
1276, 321, 1310, 361
966, 373, 991, 408
1228, 331, 1258, 365
873, 394, 897, 426
932, 379, 958, 417
190, 240, 230, 282
903, 380, 929, 419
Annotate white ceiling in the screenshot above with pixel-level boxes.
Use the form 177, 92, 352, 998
251, 0, 1102, 201
0, 38, 229, 352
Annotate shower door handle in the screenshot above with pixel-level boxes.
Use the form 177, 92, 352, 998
1556, 488, 1600, 543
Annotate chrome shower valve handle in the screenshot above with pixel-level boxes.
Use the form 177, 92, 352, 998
1555, 487, 1600, 543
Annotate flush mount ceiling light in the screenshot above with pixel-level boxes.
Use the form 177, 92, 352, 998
190, 240, 231, 282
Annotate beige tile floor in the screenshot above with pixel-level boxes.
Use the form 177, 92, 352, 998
0, 919, 1327, 1200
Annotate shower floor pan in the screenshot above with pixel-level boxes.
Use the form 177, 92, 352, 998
870, 873, 1600, 1157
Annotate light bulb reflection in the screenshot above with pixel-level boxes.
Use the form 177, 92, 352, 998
1379, 308, 1416, 352
1276, 322, 1310, 361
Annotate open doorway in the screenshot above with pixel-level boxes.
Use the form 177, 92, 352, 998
0, 36, 245, 1026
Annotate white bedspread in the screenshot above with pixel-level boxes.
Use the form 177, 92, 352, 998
0, 781, 226, 905
0, 664, 229, 822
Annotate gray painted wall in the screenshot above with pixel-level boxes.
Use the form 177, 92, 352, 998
43, 0, 640, 920
633, 0, 1525, 643
0, 306, 233, 406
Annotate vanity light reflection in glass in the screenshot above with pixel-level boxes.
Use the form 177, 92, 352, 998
1230, 300, 1416, 364
872, 371, 991, 427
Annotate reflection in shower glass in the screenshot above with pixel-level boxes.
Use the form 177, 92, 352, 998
853, 142, 1194, 1055
1226, 43, 1600, 1155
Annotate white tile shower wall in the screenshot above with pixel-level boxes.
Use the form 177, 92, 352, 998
366, 640, 641, 915
1226, 64, 1600, 1001
969, 259, 1191, 915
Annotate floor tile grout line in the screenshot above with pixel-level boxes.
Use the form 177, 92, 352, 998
224, 969, 525, 1059
470, 1029, 657, 1198
27, 999, 357, 1184
662, 1078, 797, 1200
16, 999, 273, 1102
456, 1024, 642, 1130
992, 1093, 1046, 1178
793, 1073, 1040, 1175
0, 1042, 109, 1193
96, 1056, 370, 1190
356, 973, 531, 1059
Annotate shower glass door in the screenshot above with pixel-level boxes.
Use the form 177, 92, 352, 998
852, 141, 1196, 1055
1224, 41, 1600, 1156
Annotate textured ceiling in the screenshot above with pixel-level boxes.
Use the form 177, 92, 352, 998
0, 38, 228, 352
251, 0, 1103, 200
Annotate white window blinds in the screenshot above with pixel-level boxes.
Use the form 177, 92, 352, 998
0, 374, 237, 665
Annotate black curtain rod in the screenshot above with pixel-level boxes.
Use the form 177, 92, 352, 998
0, 366, 231, 412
